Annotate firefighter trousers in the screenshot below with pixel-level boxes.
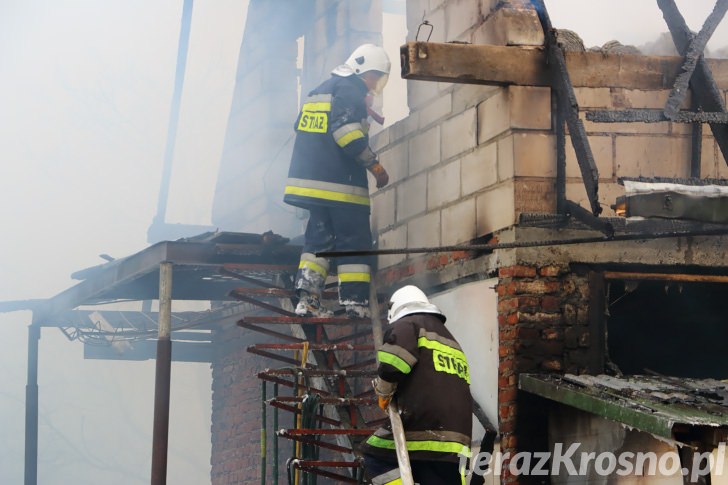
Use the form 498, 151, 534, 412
294, 206, 372, 305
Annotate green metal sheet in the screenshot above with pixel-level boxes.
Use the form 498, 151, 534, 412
519, 374, 728, 439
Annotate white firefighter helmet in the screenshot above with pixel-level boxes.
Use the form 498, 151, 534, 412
387, 285, 446, 324
332, 44, 391, 77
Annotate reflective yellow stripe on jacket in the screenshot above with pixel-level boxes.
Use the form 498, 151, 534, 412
377, 342, 417, 375
284, 177, 370, 206
365, 435, 470, 457
333, 122, 365, 148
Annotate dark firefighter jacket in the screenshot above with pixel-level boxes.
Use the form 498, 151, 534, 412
284, 73, 373, 213
360, 313, 473, 463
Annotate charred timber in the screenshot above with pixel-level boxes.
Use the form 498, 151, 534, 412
663, 0, 728, 117
658, 0, 728, 163
586, 109, 728, 124
399, 42, 728, 90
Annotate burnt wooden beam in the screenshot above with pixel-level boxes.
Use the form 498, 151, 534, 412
691, 97, 703, 178
555, 94, 567, 214
532, 0, 600, 216
663, 0, 728, 117
399, 42, 728, 90
565, 200, 614, 237
658, 0, 728, 164
586, 108, 728, 123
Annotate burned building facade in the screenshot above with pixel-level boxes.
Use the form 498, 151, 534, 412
208, 0, 728, 483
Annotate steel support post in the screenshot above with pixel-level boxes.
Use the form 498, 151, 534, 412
24, 323, 40, 485
151, 262, 173, 485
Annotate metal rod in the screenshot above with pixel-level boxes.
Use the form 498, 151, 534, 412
250, 343, 374, 351
318, 226, 728, 258
151, 262, 173, 485
261, 380, 267, 485
273, 382, 279, 485
229, 291, 298, 317
153, 0, 194, 229
24, 323, 40, 485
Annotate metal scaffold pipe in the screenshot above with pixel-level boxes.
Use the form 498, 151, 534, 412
151, 262, 173, 485
318, 226, 728, 258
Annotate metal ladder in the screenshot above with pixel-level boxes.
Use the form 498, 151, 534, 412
223, 262, 386, 484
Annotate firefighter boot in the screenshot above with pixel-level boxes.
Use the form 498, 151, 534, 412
295, 291, 333, 318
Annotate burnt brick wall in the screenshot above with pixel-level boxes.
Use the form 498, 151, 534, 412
496, 264, 594, 484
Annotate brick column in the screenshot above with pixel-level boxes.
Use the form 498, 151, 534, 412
496, 264, 594, 484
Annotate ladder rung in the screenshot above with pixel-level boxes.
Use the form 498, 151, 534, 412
260, 368, 377, 378
289, 460, 363, 483
276, 433, 355, 454
249, 343, 374, 352
292, 459, 363, 468
257, 375, 334, 396
247, 347, 317, 367
238, 322, 303, 343
267, 401, 342, 426
282, 428, 375, 436
269, 396, 376, 406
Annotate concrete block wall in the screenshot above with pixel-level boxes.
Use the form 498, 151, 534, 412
301, 1, 383, 101
565, 87, 722, 214
212, 0, 302, 236
373, 82, 728, 271
372, 83, 557, 269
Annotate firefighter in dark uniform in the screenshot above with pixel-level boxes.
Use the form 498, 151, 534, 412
284, 43, 390, 319
360, 285, 473, 485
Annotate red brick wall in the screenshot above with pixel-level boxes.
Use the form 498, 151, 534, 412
496, 264, 594, 484
210, 323, 292, 485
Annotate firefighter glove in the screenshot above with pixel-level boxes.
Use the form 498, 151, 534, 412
368, 162, 389, 189
372, 377, 396, 412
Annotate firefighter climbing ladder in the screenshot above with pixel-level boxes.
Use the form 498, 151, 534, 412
221, 262, 387, 484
